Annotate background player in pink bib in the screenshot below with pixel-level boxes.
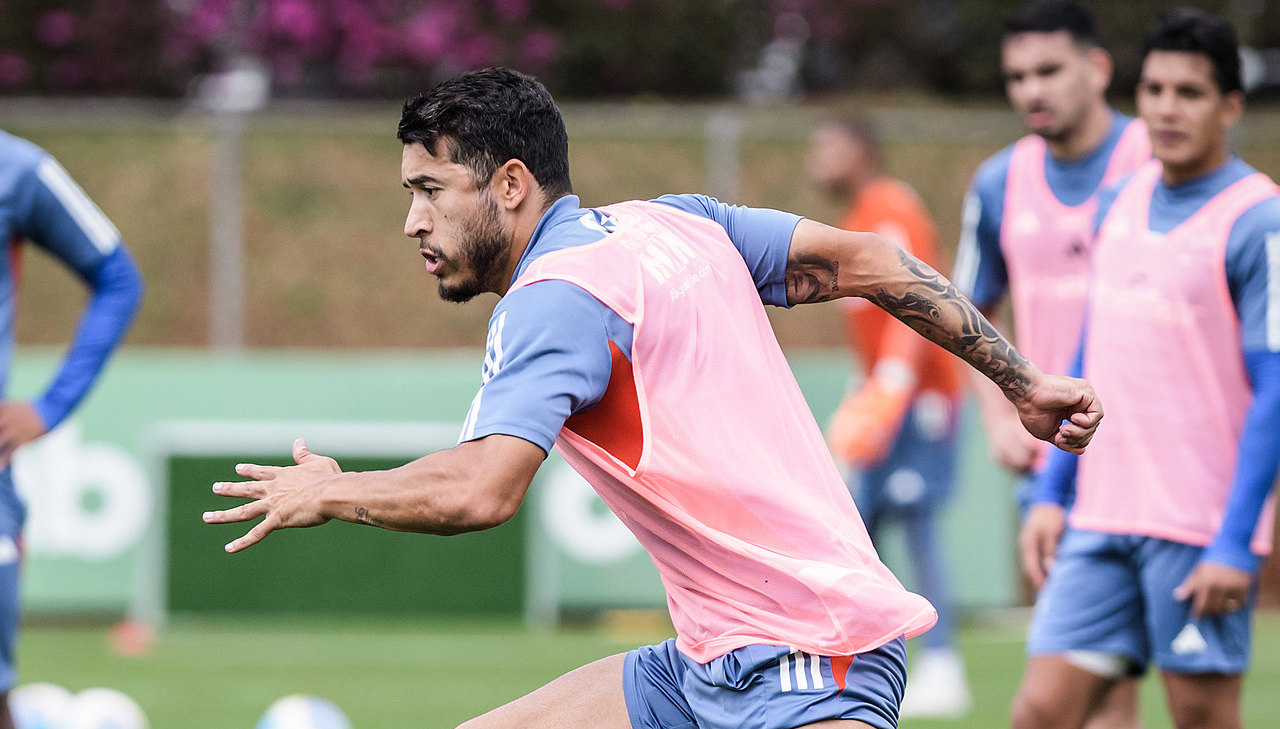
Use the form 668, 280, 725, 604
205, 67, 1102, 729
1014, 9, 1280, 729
953, 4, 1151, 724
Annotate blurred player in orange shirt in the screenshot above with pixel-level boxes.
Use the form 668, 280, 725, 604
808, 117, 970, 719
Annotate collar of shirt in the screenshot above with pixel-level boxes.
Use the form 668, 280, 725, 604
509, 194, 618, 286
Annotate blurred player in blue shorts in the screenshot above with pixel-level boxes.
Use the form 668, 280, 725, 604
0, 131, 144, 726
1014, 9, 1280, 729
808, 118, 969, 719
953, 3, 1150, 725
207, 67, 1103, 729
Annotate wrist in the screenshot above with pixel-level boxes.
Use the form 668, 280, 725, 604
1202, 541, 1260, 575
1003, 361, 1044, 405
312, 472, 350, 523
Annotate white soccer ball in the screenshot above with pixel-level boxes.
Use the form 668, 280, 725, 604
9, 682, 74, 729
254, 695, 352, 729
66, 687, 148, 729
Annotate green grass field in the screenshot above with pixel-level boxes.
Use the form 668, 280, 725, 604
16, 610, 1280, 728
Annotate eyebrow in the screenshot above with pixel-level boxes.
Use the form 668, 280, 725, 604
403, 174, 441, 189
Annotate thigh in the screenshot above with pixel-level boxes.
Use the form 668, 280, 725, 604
1026, 531, 1147, 669
460, 653, 631, 729
1081, 678, 1142, 729
1012, 655, 1116, 729
1138, 538, 1255, 674
1160, 670, 1242, 729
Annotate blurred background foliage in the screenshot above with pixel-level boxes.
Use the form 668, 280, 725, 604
0, 0, 1278, 100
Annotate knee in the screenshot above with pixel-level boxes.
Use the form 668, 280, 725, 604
1167, 701, 1238, 729
1010, 689, 1059, 729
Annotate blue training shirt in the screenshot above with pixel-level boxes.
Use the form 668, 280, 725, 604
456, 194, 801, 453
0, 130, 143, 429
954, 110, 1139, 310
1037, 156, 1280, 572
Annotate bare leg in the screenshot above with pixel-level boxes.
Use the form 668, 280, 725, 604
0, 691, 14, 729
1160, 671, 1241, 729
1011, 655, 1116, 729
1082, 678, 1144, 729
459, 653, 631, 729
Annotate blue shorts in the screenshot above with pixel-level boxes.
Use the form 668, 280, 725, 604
1027, 529, 1256, 676
853, 392, 958, 520
624, 637, 907, 729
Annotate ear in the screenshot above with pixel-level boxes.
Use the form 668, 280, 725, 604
491, 159, 540, 212
1221, 89, 1245, 129
1086, 47, 1113, 93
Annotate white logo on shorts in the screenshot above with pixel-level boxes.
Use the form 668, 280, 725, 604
1171, 623, 1208, 655
779, 649, 825, 692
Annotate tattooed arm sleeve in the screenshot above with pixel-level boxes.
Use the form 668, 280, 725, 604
785, 218, 1034, 399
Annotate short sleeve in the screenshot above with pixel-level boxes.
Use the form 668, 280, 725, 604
458, 279, 622, 452
16, 155, 121, 279
951, 153, 1011, 310
652, 193, 800, 307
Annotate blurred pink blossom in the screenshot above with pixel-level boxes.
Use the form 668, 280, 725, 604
492, 0, 531, 23
188, 2, 232, 43
0, 53, 31, 87
455, 32, 498, 69
36, 9, 80, 48
519, 28, 559, 69
404, 8, 460, 66
268, 0, 322, 44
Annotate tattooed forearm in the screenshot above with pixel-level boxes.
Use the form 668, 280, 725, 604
867, 249, 1033, 397
354, 506, 384, 528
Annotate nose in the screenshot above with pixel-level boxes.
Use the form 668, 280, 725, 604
1018, 75, 1046, 103
1152, 89, 1178, 116
404, 197, 432, 239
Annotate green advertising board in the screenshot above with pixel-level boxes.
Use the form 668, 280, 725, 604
10, 347, 1017, 624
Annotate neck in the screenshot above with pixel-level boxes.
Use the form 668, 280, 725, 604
495, 192, 560, 295
1046, 102, 1113, 161
1161, 148, 1231, 187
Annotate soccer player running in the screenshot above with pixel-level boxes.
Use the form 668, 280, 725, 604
1013, 9, 1280, 729
205, 67, 1101, 729
0, 131, 144, 728
952, 3, 1149, 725
807, 118, 970, 719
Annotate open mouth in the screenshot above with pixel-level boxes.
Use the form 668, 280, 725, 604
421, 248, 443, 274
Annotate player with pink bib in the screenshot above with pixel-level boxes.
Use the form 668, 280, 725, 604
954, 0, 1151, 503
206, 68, 1103, 729
1015, 10, 1280, 729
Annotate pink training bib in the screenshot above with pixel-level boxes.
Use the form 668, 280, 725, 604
1075, 161, 1278, 554
511, 200, 937, 662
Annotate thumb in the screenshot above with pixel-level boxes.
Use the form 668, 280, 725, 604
293, 437, 312, 464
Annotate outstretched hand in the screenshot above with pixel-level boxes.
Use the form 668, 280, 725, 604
203, 438, 340, 553
1014, 374, 1103, 454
